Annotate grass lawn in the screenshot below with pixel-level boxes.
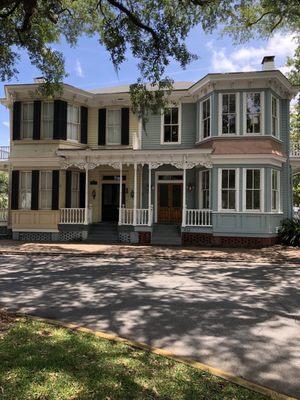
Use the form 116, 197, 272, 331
0, 312, 270, 400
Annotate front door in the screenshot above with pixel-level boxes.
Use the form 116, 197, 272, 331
158, 183, 182, 224
102, 184, 125, 222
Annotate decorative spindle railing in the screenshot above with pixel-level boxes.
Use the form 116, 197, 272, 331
185, 209, 212, 227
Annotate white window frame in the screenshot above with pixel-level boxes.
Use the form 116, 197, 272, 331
71, 171, 80, 208
199, 170, 211, 209
271, 95, 280, 139
271, 169, 281, 212
21, 102, 34, 139
160, 104, 182, 145
106, 108, 122, 145
67, 104, 80, 142
39, 171, 52, 210
218, 92, 240, 135
41, 101, 54, 140
19, 171, 32, 210
218, 168, 240, 212
242, 168, 265, 212
243, 92, 265, 135
199, 97, 211, 141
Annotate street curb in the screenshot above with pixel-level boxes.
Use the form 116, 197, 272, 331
0, 250, 299, 264
11, 312, 298, 400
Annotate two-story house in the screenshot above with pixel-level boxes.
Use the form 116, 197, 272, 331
0, 56, 298, 246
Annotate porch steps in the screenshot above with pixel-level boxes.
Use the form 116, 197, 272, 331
151, 224, 182, 246
87, 222, 119, 244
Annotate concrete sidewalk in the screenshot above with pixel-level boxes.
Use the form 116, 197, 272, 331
0, 253, 299, 397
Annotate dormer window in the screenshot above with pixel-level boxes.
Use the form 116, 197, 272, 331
161, 106, 181, 144
67, 104, 80, 141
199, 97, 211, 140
21, 102, 34, 139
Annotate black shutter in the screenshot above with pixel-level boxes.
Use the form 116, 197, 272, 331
65, 170, 72, 208
80, 106, 88, 144
13, 102, 21, 140
121, 108, 130, 145
31, 170, 39, 210
52, 170, 60, 210
53, 100, 67, 140
98, 108, 106, 145
33, 100, 41, 140
79, 172, 86, 208
11, 170, 19, 210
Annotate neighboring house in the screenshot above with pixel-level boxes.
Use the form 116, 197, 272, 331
0, 56, 299, 246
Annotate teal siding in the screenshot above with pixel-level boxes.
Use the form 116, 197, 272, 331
141, 103, 196, 149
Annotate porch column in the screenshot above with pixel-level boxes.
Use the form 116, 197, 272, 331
182, 165, 187, 227
84, 164, 89, 225
148, 164, 152, 226
133, 163, 137, 225
118, 163, 123, 225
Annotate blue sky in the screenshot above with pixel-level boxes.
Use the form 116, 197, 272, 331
0, 25, 297, 146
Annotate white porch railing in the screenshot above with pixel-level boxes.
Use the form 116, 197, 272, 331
0, 146, 10, 160
291, 142, 300, 157
119, 207, 151, 225
0, 208, 8, 223
60, 208, 85, 224
185, 209, 212, 227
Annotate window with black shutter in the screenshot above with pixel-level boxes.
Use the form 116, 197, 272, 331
33, 101, 41, 140
52, 170, 60, 210
121, 108, 130, 145
80, 106, 88, 144
13, 102, 21, 141
31, 170, 39, 210
98, 108, 106, 145
53, 100, 67, 140
11, 170, 19, 210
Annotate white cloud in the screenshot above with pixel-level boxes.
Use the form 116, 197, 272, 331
207, 33, 297, 74
75, 59, 84, 78
2, 121, 9, 128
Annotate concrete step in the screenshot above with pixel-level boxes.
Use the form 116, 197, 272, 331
151, 224, 182, 246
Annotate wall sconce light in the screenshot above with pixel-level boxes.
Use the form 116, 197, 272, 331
187, 183, 195, 192
130, 190, 134, 198
92, 190, 96, 199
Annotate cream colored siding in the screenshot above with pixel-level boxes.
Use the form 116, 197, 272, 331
11, 210, 60, 231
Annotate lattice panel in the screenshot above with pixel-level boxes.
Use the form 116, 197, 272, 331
119, 232, 131, 243
18, 232, 52, 242
58, 231, 83, 242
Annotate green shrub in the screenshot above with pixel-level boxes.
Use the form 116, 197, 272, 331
278, 218, 300, 247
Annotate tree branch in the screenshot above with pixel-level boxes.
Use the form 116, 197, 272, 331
0, 0, 21, 18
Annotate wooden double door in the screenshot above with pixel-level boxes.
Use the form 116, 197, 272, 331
158, 183, 182, 224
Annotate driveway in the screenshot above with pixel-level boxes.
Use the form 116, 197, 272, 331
0, 253, 299, 398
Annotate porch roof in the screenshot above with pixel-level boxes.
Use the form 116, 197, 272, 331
56, 148, 213, 170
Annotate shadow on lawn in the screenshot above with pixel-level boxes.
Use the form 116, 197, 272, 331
0, 254, 299, 397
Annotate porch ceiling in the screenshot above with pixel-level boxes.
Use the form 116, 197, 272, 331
56, 148, 213, 170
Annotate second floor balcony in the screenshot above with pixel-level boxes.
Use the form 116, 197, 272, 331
291, 143, 300, 158
0, 146, 10, 160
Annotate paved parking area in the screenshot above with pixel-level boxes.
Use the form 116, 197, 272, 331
0, 253, 299, 397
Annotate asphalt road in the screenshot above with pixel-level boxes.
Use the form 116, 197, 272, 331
0, 254, 299, 398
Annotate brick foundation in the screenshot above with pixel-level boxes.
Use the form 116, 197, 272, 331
138, 231, 151, 245
182, 232, 278, 248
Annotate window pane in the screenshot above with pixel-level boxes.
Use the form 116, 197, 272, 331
229, 170, 235, 189
171, 125, 178, 142
222, 170, 228, 188
172, 185, 181, 207
228, 190, 235, 209
222, 94, 228, 113
164, 125, 171, 142
171, 108, 178, 124
222, 190, 228, 209
254, 170, 260, 189
229, 94, 236, 113
159, 185, 169, 207
246, 170, 252, 189
164, 108, 171, 125
253, 190, 260, 209
246, 190, 252, 209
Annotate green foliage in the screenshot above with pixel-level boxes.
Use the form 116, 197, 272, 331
0, 172, 8, 208
278, 218, 300, 247
293, 174, 300, 206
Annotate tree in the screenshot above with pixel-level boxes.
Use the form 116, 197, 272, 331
0, 0, 299, 116
0, 172, 8, 208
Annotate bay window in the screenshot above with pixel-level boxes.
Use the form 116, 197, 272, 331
245, 92, 262, 134
219, 169, 238, 211
107, 109, 121, 145
200, 98, 211, 140
271, 96, 279, 138
19, 171, 32, 209
21, 102, 34, 139
67, 104, 80, 141
272, 169, 280, 211
199, 170, 210, 209
220, 93, 238, 135
162, 107, 180, 143
244, 169, 263, 211
39, 171, 52, 210
42, 102, 54, 139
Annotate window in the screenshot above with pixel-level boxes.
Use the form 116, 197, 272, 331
220, 169, 237, 210
21, 102, 34, 139
272, 170, 280, 211
107, 109, 121, 145
199, 170, 210, 209
42, 102, 54, 139
71, 172, 80, 208
245, 92, 262, 134
200, 98, 211, 139
220, 93, 237, 135
162, 107, 180, 143
67, 104, 80, 141
244, 169, 262, 211
19, 171, 31, 209
39, 171, 52, 210
271, 96, 279, 138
